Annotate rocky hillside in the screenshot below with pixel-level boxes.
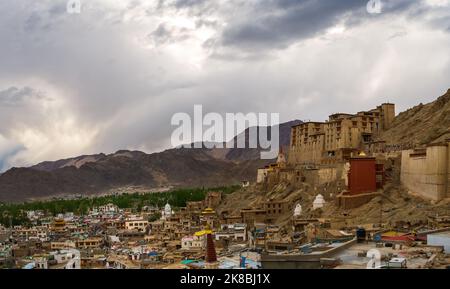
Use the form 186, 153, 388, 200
206, 120, 301, 161
31, 154, 107, 171
377, 88, 450, 145
0, 121, 299, 203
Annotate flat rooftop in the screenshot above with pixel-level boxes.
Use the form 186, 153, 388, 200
429, 231, 450, 237
332, 242, 442, 269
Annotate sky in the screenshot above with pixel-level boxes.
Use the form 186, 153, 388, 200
0, 0, 449, 171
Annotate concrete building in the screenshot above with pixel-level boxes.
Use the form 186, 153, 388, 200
215, 224, 247, 242
13, 227, 48, 242
263, 200, 292, 223
240, 209, 266, 227
289, 103, 395, 165
401, 140, 450, 201
33, 256, 49, 269
256, 168, 269, 184
97, 203, 119, 213
256, 149, 292, 186
186, 201, 203, 212
125, 219, 149, 232
204, 192, 222, 209
261, 238, 443, 269
76, 237, 103, 249
49, 249, 81, 269
427, 231, 450, 253
181, 235, 204, 251
51, 240, 76, 250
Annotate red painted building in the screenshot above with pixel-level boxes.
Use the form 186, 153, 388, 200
348, 157, 378, 195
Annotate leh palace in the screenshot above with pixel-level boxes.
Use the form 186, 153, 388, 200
257, 102, 450, 209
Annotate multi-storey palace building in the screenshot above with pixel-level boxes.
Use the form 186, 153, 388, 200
289, 103, 395, 165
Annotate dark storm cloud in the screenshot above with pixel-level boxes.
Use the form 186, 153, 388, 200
167, 0, 219, 17
149, 23, 174, 44
148, 23, 191, 45
0, 87, 49, 106
221, 0, 365, 49
174, 0, 208, 9
429, 14, 450, 32
23, 2, 68, 33
220, 0, 428, 50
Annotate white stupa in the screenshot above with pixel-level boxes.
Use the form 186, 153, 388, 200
313, 194, 325, 210
293, 204, 302, 217
165, 203, 171, 215
161, 203, 173, 220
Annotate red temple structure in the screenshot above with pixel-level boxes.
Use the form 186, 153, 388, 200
337, 157, 386, 209
348, 157, 377, 195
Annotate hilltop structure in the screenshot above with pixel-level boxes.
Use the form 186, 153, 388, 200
289, 103, 395, 165
257, 103, 394, 190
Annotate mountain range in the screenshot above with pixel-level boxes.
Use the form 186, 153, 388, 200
0, 120, 301, 202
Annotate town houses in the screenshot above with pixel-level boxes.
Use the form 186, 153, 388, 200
0, 194, 261, 269
0, 102, 449, 270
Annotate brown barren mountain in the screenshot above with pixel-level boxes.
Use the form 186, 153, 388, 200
377, 88, 450, 145
0, 121, 300, 202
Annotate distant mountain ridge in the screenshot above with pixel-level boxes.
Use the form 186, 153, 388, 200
0, 120, 300, 202
204, 119, 302, 161
31, 154, 107, 172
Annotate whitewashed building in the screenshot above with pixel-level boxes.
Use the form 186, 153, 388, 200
427, 231, 450, 253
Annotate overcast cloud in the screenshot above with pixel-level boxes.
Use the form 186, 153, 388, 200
0, 0, 449, 171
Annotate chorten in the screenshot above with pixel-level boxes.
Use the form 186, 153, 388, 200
203, 225, 218, 269
293, 203, 302, 217
313, 194, 325, 210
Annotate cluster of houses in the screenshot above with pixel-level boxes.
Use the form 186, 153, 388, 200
1, 186, 450, 269
0, 191, 263, 269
